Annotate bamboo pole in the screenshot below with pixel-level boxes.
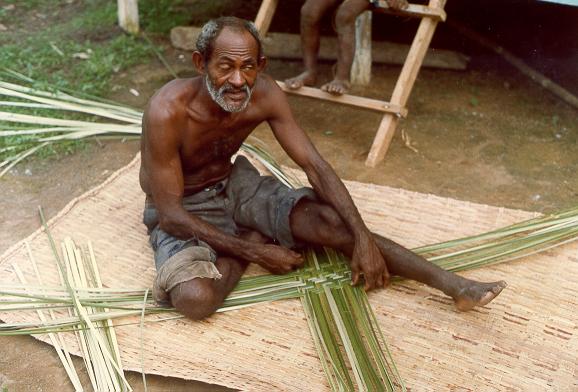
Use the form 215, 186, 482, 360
447, 20, 578, 110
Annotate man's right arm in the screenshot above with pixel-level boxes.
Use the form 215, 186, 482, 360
142, 102, 303, 274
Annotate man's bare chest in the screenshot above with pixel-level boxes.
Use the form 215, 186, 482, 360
180, 119, 262, 170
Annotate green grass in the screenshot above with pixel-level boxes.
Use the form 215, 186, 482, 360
0, 0, 267, 166
0, 1, 154, 96
0, 0, 198, 165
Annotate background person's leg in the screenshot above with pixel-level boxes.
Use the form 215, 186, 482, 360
290, 199, 507, 311
285, 0, 341, 90
321, 0, 371, 95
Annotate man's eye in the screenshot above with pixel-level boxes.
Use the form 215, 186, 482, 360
242, 65, 254, 70
219, 64, 231, 70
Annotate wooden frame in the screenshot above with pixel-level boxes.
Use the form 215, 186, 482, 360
254, 0, 279, 35
277, 82, 408, 116
254, 0, 447, 167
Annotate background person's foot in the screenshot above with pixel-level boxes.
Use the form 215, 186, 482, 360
453, 280, 507, 311
284, 71, 317, 90
320, 79, 350, 95
386, 0, 409, 10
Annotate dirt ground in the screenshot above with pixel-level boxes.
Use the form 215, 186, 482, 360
2, 6, 578, 392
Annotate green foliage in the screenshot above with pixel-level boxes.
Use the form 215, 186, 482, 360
139, 0, 190, 34
0, 0, 189, 163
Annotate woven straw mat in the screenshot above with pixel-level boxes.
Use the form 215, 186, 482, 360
0, 154, 576, 391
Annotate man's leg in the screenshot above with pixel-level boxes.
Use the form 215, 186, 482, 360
170, 231, 268, 320
285, 0, 341, 90
290, 200, 507, 311
321, 0, 371, 95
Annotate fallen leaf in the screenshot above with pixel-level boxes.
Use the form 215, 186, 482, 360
72, 52, 90, 60
401, 129, 419, 153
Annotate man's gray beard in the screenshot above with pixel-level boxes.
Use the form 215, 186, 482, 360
204, 75, 253, 113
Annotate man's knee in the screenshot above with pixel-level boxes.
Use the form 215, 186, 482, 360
170, 280, 221, 320
335, 3, 361, 29
294, 201, 351, 245
318, 205, 351, 242
317, 204, 343, 228
301, 0, 327, 25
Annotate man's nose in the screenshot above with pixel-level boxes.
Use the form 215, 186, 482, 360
228, 70, 245, 88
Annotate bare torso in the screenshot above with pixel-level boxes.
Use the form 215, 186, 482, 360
140, 75, 270, 197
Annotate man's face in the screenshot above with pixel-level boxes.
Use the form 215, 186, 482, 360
204, 27, 261, 113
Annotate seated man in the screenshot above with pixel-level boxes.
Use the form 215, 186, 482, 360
140, 16, 506, 320
285, 0, 408, 95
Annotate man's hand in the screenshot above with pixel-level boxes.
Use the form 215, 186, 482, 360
386, 0, 409, 11
250, 244, 304, 274
350, 233, 390, 291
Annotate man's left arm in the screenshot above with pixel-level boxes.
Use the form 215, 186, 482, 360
264, 78, 389, 290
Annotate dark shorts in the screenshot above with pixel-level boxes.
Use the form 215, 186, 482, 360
143, 155, 317, 271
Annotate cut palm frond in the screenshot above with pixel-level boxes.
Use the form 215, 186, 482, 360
38, 208, 131, 391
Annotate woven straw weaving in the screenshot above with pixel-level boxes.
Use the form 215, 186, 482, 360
0, 154, 576, 391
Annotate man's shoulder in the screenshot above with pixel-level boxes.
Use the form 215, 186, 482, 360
254, 73, 278, 93
253, 73, 285, 106
145, 77, 201, 119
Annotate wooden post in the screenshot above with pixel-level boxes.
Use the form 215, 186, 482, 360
351, 11, 372, 86
365, 0, 446, 167
117, 0, 139, 35
254, 0, 279, 36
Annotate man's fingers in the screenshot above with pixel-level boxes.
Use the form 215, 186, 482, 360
292, 253, 304, 266
351, 270, 360, 285
376, 274, 383, 289
383, 271, 390, 287
362, 270, 374, 291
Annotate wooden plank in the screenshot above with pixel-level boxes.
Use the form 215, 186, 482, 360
117, 0, 139, 34
254, 0, 279, 36
171, 28, 469, 70
374, 1, 446, 21
351, 11, 372, 86
277, 81, 408, 116
366, 0, 446, 167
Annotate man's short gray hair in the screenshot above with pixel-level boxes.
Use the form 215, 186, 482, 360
196, 17, 263, 61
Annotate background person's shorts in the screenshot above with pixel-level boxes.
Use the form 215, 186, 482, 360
143, 155, 317, 271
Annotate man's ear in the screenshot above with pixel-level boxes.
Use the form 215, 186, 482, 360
257, 56, 267, 72
192, 51, 206, 75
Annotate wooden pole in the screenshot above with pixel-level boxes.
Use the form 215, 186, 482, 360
351, 11, 372, 86
277, 82, 407, 116
254, 0, 279, 36
448, 20, 578, 111
171, 27, 469, 70
365, 0, 446, 167
117, 0, 139, 35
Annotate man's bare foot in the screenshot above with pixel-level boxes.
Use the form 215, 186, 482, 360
285, 71, 317, 90
321, 78, 350, 95
453, 280, 507, 311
